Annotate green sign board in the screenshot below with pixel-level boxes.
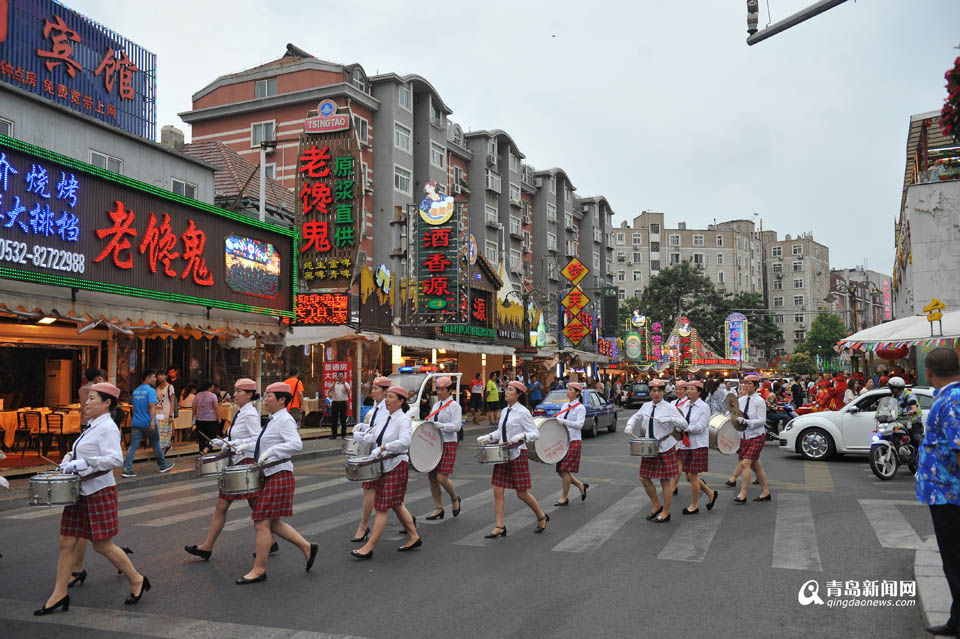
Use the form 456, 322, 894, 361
443, 324, 494, 339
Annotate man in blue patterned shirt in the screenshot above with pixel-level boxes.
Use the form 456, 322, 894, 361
917, 347, 960, 638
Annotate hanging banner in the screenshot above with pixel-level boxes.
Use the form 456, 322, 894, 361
322, 361, 353, 417
415, 180, 460, 321
724, 312, 748, 362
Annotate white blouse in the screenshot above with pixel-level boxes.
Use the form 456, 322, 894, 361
429, 398, 462, 443
485, 402, 539, 461
625, 400, 686, 453
64, 411, 123, 496
738, 393, 767, 440
357, 407, 411, 473
556, 400, 586, 442
353, 399, 386, 438
226, 402, 262, 465
678, 398, 711, 450
237, 408, 302, 477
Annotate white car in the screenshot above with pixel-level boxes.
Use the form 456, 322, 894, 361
778, 387, 933, 461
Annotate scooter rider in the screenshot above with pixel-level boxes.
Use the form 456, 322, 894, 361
887, 376, 922, 444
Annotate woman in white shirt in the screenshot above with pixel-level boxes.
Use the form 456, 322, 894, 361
231, 382, 318, 584
844, 379, 860, 404
676, 381, 718, 514
185, 378, 271, 562
36, 383, 151, 615
349, 376, 391, 543
351, 386, 420, 559
426, 376, 463, 520
477, 381, 549, 537
553, 382, 589, 506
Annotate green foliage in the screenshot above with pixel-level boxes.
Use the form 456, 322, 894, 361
787, 352, 818, 376
617, 295, 642, 330
638, 262, 724, 343
796, 312, 848, 360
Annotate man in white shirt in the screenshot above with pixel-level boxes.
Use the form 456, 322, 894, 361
327, 372, 351, 439
732, 374, 771, 503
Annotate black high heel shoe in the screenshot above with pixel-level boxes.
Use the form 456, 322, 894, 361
351, 549, 373, 560
68, 570, 87, 587
34, 595, 69, 616
534, 513, 550, 533
184, 545, 211, 561
581, 483, 590, 501
124, 576, 151, 605
484, 526, 507, 538
426, 509, 445, 520
398, 538, 422, 552
452, 496, 462, 517
350, 527, 370, 543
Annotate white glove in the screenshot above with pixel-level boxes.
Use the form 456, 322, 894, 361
370, 446, 383, 458
209, 438, 225, 449
257, 448, 276, 465
624, 424, 634, 436
235, 441, 254, 454
0, 476, 8, 489
477, 435, 491, 445
509, 433, 525, 444
61, 460, 86, 473
737, 417, 746, 425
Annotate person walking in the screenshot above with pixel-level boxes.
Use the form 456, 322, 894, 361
528, 376, 544, 410
122, 371, 175, 478
283, 368, 305, 425
192, 381, 220, 453
916, 347, 960, 638
469, 373, 485, 423
485, 372, 500, 425
327, 371, 351, 439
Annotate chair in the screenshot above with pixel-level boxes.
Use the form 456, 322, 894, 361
113, 408, 130, 446
44, 412, 66, 457
17, 411, 43, 457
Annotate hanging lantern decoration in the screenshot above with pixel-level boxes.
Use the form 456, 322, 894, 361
875, 344, 908, 361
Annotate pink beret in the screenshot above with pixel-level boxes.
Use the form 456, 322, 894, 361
265, 382, 291, 394
687, 380, 704, 389
435, 376, 452, 389
675, 380, 688, 388
387, 385, 409, 399
743, 374, 760, 383
568, 382, 583, 391
508, 380, 527, 393
234, 378, 257, 391
90, 382, 120, 399
649, 379, 666, 388
373, 376, 392, 388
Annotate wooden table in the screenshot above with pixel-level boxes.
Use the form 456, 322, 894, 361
0, 409, 81, 449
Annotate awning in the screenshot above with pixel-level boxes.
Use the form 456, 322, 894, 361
286, 325, 358, 347
560, 349, 611, 364
363, 332, 517, 356
837, 311, 960, 352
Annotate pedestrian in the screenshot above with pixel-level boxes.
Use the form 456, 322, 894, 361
282, 368, 304, 426
192, 380, 220, 453
155, 370, 177, 454
469, 373, 484, 423
553, 382, 588, 506
36, 382, 151, 615
860, 378, 874, 395
349, 376, 391, 544
122, 371, 175, 478
677, 380, 718, 514
705, 378, 726, 415
528, 375, 544, 410
485, 371, 500, 425
625, 378, 685, 523
425, 376, 462, 521
915, 347, 960, 638
791, 378, 804, 408
730, 374, 771, 504
477, 381, 549, 537
611, 377, 622, 407
350, 385, 420, 559
844, 379, 860, 404
327, 371, 350, 439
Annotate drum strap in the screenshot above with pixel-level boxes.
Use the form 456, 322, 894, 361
425, 399, 455, 421
554, 402, 581, 418
681, 406, 692, 447
260, 458, 291, 470
79, 469, 111, 482
376, 416, 392, 446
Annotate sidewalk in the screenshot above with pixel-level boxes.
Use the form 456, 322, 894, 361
0, 419, 494, 512
914, 536, 952, 631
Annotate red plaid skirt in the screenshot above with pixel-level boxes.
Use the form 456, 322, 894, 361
737, 435, 765, 460
639, 447, 679, 480
492, 450, 532, 491
556, 440, 582, 474
677, 447, 709, 474
251, 471, 295, 521
60, 485, 119, 541
433, 442, 458, 476
374, 461, 409, 511
220, 458, 259, 501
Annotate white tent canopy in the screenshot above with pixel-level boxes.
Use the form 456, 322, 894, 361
837, 311, 960, 352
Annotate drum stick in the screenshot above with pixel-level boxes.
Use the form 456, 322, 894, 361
40, 455, 60, 467
196, 430, 238, 453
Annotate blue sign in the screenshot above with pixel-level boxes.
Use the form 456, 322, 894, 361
0, 151, 80, 241
318, 99, 337, 116
0, 0, 157, 140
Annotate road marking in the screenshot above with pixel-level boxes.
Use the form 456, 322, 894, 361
657, 504, 725, 563
552, 487, 649, 553
859, 499, 925, 549
295, 484, 446, 537
135, 478, 348, 527
0, 597, 372, 639
221, 482, 362, 532
454, 489, 564, 547
772, 493, 822, 571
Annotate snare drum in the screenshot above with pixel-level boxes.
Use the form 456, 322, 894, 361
529, 417, 570, 464
708, 414, 740, 455
344, 456, 383, 481
476, 443, 509, 464
629, 437, 659, 457
195, 452, 231, 478
218, 464, 263, 495
341, 437, 373, 458
28, 472, 80, 506
409, 420, 443, 472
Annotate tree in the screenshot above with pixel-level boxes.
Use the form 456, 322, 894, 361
638, 262, 723, 339
617, 296, 642, 334
787, 352, 818, 376
796, 312, 848, 360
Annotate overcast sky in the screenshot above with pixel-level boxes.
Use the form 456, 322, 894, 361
70, 0, 960, 276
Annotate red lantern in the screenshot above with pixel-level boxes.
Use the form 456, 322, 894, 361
876, 344, 908, 361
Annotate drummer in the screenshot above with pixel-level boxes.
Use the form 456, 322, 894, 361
677, 380, 718, 514
351, 386, 420, 559
36, 383, 151, 616
426, 376, 462, 520
477, 381, 549, 536
733, 374, 771, 504
554, 382, 589, 506
624, 378, 686, 523
231, 382, 318, 584
350, 375, 391, 543
184, 378, 277, 561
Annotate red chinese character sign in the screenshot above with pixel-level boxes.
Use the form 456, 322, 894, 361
415, 180, 460, 322
560, 287, 589, 316
296, 111, 362, 292
562, 317, 589, 346
296, 293, 349, 325
322, 361, 353, 418
560, 257, 589, 287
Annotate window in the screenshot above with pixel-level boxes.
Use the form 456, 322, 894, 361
564, 185, 571, 203
773, 296, 784, 308
619, 290, 625, 300
593, 228, 602, 243
593, 252, 601, 270
90, 150, 122, 174
171, 178, 197, 199
794, 330, 806, 342
669, 253, 680, 265
353, 116, 369, 144
264, 163, 276, 179
651, 241, 660, 252
772, 263, 782, 273
693, 234, 704, 247
633, 252, 643, 263
510, 249, 522, 272
352, 68, 366, 92
633, 271, 642, 282
394, 123, 411, 152
485, 240, 498, 265
255, 77, 277, 99
250, 120, 275, 148
509, 153, 519, 173
509, 215, 521, 236
632, 234, 642, 246
398, 83, 411, 110
718, 271, 725, 284
509, 183, 521, 203
737, 237, 743, 250
394, 165, 412, 195
793, 260, 803, 272
618, 272, 625, 282
772, 279, 782, 290
547, 233, 558, 252
771, 246, 782, 257
792, 244, 803, 256
650, 223, 660, 234
669, 234, 680, 246
775, 314, 784, 325
0, 117, 12, 137
794, 279, 803, 289
717, 253, 724, 265
566, 240, 577, 256
693, 253, 704, 266
430, 142, 445, 169
650, 260, 660, 271
484, 170, 501, 193
716, 235, 724, 247
485, 205, 499, 226
794, 314, 805, 324
546, 203, 557, 223
616, 233, 625, 244
634, 289, 643, 298
430, 99, 441, 127
453, 165, 465, 188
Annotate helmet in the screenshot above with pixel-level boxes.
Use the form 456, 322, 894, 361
887, 376, 905, 388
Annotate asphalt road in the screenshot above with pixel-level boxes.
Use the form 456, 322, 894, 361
0, 414, 934, 639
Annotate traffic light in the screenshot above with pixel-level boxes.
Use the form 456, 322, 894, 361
747, 0, 759, 35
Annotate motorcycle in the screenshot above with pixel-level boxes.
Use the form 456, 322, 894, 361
765, 402, 798, 440
869, 396, 920, 480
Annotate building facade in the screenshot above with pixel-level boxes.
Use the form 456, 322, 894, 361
829, 267, 891, 333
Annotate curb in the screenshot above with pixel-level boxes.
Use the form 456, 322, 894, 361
914, 535, 951, 629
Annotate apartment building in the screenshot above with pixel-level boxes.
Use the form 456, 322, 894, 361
829, 267, 891, 333
530, 168, 578, 305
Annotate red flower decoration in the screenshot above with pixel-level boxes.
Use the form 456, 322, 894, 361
942, 56, 960, 143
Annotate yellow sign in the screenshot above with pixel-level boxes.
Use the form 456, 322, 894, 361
562, 317, 589, 346
560, 257, 589, 287
560, 286, 590, 316
924, 298, 946, 323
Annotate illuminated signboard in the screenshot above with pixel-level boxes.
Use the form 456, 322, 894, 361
724, 312, 749, 362
415, 180, 459, 321
0, 135, 294, 317
225, 235, 280, 299
296, 293, 349, 325
562, 316, 589, 346
0, 0, 156, 139
882, 279, 891, 320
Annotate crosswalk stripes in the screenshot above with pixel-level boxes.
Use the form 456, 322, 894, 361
220, 484, 363, 532
858, 498, 925, 550
454, 489, 564, 547
771, 493, 821, 571
657, 505, 725, 563
296, 486, 432, 537
551, 487, 649, 553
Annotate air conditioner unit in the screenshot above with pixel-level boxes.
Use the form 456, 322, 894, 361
522, 214, 532, 225
486, 153, 497, 166
510, 199, 522, 208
